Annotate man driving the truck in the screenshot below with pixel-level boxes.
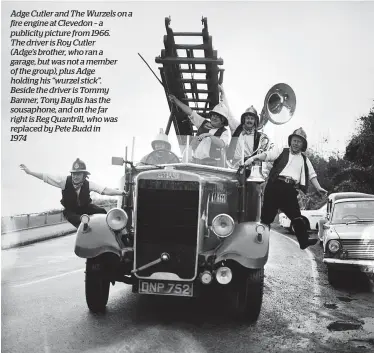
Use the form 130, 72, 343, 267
139, 128, 175, 165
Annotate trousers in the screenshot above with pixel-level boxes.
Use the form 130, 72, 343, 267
261, 180, 309, 246
63, 204, 107, 228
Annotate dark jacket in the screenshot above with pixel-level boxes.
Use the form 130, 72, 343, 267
267, 148, 309, 193
196, 120, 227, 159
60, 176, 92, 210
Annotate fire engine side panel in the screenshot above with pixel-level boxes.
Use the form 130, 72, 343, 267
214, 223, 270, 268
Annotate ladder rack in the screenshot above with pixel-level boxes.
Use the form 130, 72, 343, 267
155, 17, 224, 144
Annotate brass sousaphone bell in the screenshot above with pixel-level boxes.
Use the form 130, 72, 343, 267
247, 83, 297, 182
258, 83, 297, 130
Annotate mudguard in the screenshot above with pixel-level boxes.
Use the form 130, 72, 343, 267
214, 222, 270, 269
74, 214, 121, 258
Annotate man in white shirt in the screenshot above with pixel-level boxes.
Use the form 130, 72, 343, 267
20, 158, 125, 228
219, 85, 269, 166
168, 94, 230, 166
245, 128, 327, 249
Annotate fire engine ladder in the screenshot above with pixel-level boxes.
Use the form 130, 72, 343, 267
155, 17, 224, 148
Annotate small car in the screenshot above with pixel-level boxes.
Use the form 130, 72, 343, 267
279, 204, 327, 233
319, 192, 374, 286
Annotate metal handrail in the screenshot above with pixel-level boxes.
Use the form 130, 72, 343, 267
1, 202, 116, 234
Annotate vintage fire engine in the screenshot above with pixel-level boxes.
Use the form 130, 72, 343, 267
74, 17, 296, 322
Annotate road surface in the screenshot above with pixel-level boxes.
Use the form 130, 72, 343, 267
2, 229, 374, 353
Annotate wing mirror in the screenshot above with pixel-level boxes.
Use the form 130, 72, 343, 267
112, 157, 124, 166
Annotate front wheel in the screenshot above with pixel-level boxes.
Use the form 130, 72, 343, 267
85, 259, 110, 313
233, 268, 264, 322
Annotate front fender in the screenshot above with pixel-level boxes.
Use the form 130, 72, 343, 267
214, 222, 270, 269
74, 214, 121, 258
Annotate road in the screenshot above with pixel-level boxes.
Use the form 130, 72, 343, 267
2, 229, 374, 353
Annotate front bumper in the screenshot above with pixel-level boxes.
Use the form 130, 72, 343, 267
323, 258, 374, 273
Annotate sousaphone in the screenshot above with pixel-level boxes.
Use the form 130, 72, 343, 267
258, 83, 296, 130
245, 83, 296, 181
226, 83, 296, 169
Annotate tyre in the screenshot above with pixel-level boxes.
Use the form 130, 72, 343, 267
233, 268, 264, 322
327, 266, 341, 287
85, 258, 110, 313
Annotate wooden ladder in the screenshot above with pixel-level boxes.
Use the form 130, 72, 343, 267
155, 17, 224, 144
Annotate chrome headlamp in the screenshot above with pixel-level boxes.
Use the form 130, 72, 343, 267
80, 214, 90, 231
80, 214, 90, 224
216, 266, 233, 285
256, 224, 266, 234
255, 223, 266, 242
106, 208, 128, 231
211, 214, 235, 238
328, 239, 341, 253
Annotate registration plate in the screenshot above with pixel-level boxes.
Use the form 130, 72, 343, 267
138, 280, 193, 297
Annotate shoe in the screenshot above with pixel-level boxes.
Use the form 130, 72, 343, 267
300, 238, 318, 250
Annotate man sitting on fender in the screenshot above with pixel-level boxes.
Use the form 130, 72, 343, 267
168, 94, 230, 166
20, 158, 126, 228
245, 128, 327, 249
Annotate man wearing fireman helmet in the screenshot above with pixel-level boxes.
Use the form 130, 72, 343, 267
168, 94, 229, 166
219, 85, 269, 165
20, 158, 126, 228
245, 128, 327, 250
139, 128, 175, 165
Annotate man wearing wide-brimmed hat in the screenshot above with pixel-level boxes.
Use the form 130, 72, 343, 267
245, 128, 327, 250
168, 94, 230, 166
20, 158, 126, 228
219, 85, 269, 165
139, 128, 174, 165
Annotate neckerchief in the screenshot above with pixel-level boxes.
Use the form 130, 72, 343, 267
290, 149, 301, 155
204, 122, 215, 130
242, 127, 255, 135
72, 179, 84, 190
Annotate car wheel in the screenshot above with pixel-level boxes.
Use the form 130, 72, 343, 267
327, 266, 341, 287
233, 268, 264, 322
85, 258, 110, 313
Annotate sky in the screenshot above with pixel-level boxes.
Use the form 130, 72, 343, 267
1, 1, 374, 216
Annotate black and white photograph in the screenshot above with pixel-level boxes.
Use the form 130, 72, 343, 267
1, 1, 374, 352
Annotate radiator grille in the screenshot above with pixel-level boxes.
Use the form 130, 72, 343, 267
135, 179, 199, 279
341, 239, 374, 260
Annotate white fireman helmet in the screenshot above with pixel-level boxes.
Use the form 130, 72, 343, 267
151, 128, 171, 150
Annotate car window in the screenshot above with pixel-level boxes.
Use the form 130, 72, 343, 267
331, 200, 374, 223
